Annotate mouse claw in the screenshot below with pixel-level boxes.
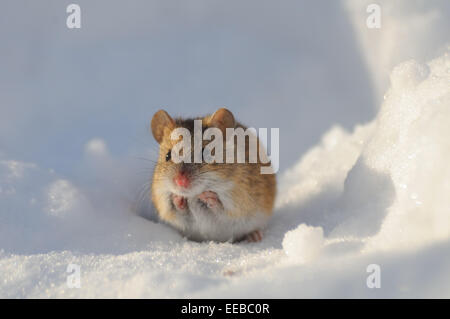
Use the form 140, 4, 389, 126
246, 230, 263, 242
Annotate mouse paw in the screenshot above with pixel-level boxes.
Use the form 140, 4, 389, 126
246, 230, 263, 242
172, 194, 187, 211
198, 191, 222, 209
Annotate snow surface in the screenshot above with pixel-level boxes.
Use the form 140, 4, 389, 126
1, 0, 449, 298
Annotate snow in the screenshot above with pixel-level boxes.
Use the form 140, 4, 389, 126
1, 0, 449, 298
84, 138, 109, 157
282, 225, 324, 264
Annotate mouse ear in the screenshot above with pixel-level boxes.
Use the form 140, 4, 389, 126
208, 108, 235, 134
151, 110, 175, 144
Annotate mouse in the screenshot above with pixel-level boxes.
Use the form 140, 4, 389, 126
150, 107, 276, 242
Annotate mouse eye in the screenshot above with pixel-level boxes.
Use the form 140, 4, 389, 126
165, 150, 171, 162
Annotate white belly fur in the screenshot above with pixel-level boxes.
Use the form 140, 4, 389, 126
179, 197, 269, 242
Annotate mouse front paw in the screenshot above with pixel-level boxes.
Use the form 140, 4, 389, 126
172, 194, 187, 211
198, 191, 222, 210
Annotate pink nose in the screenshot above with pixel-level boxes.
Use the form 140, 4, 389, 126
174, 173, 190, 188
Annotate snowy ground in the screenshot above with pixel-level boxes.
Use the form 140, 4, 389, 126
1, 1, 449, 298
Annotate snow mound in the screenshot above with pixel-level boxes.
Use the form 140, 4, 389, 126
282, 224, 324, 264
278, 51, 450, 258
85, 138, 109, 157
363, 53, 450, 251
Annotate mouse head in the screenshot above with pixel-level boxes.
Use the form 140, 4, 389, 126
151, 108, 235, 197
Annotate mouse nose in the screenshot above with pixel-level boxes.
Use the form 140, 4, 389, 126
174, 172, 190, 188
